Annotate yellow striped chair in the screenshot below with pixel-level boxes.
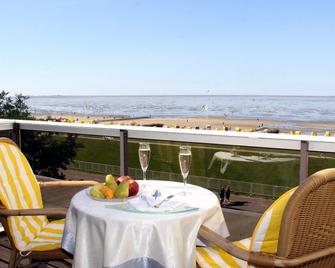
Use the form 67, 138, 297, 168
0, 138, 97, 268
197, 169, 335, 267
197, 188, 296, 267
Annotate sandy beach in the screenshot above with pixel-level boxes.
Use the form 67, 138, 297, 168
33, 113, 335, 135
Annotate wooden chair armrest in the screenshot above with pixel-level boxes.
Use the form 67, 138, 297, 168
39, 180, 98, 188
272, 246, 335, 267
199, 225, 335, 267
0, 207, 67, 217
199, 225, 253, 263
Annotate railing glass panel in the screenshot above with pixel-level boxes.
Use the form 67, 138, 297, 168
127, 138, 300, 198
19, 129, 323, 198
308, 151, 335, 175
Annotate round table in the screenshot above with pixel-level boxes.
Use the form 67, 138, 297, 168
62, 180, 229, 268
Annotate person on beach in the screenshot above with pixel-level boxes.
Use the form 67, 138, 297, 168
224, 186, 231, 205
219, 186, 225, 207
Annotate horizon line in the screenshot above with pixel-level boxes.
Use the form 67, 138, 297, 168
27, 94, 335, 97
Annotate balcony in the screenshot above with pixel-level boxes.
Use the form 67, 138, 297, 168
0, 119, 335, 266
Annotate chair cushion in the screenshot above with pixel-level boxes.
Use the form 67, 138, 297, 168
250, 187, 296, 253
0, 141, 49, 251
196, 238, 250, 268
24, 219, 65, 251
196, 187, 297, 267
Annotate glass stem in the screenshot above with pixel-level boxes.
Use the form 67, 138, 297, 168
143, 170, 146, 181
183, 175, 187, 193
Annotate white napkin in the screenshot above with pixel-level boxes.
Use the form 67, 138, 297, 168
129, 192, 184, 212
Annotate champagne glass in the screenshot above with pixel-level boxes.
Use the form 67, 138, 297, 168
179, 146, 192, 195
138, 142, 151, 187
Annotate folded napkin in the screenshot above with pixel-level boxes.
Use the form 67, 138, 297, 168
129, 192, 184, 212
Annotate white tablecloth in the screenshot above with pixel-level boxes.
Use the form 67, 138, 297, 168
62, 180, 229, 268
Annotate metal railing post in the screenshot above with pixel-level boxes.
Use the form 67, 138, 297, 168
12, 123, 21, 148
120, 130, 128, 176
299, 140, 309, 184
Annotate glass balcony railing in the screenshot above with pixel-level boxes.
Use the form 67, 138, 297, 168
1, 119, 333, 201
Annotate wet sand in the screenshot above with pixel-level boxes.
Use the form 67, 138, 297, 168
34, 113, 335, 135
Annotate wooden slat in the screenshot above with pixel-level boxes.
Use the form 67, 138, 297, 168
0, 260, 8, 268
48, 261, 72, 268
0, 243, 10, 265
0, 235, 10, 248
41, 185, 89, 208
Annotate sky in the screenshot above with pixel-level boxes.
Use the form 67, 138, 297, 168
0, 0, 334, 96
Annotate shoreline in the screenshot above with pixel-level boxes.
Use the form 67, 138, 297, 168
33, 113, 335, 135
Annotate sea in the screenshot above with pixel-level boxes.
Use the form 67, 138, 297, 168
27, 95, 335, 123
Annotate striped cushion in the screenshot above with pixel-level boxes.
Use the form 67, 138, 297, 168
25, 219, 65, 251
250, 187, 296, 253
197, 238, 250, 268
196, 187, 297, 267
0, 141, 64, 251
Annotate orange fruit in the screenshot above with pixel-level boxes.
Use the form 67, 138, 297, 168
100, 185, 114, 199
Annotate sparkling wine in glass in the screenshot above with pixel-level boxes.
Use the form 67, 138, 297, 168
138, 142, 151, 186
179, 146, 192, 195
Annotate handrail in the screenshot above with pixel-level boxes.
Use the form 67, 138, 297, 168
0, 119, 14, 131
0, 119, 334, 152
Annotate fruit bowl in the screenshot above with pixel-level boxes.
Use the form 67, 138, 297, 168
86, 187, 142, 203
87, 174, 141, 202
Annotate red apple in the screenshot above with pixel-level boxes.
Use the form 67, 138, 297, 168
116, 176, 139, 196
116, 175, 129, 185
127, 178, 139, 196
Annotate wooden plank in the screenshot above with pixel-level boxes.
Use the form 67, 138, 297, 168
0, 235, 10, 248
0, 245, 10, 259
48, 261, 72, 268
41, 186, 87, 208
0, 260, 8, 268
0, 246, 10, 265
0, 238, 10, 267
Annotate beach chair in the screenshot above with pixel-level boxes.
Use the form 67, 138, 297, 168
0, 138, 98, 268
197, 168, 335, 267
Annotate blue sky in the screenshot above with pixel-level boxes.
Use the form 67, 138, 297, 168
0, 0, 334, 96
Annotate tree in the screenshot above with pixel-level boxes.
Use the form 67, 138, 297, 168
0, 90, 81, 179
0, 91, 31, 119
